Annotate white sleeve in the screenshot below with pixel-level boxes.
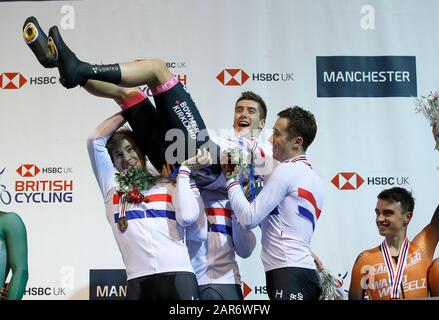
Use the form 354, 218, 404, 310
226, 163, 291, 229
173, 166, 202, 228
232, 214, 256, 258
86, 113, 126, 200
186, 207, 208, 242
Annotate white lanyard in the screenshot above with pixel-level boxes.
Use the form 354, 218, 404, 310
380, 237, 410, 299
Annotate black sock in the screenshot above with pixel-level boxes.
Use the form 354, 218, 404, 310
81, 63, 122, 85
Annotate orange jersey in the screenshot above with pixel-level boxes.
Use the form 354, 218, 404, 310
428, 258, 439, 296
350, 224, 438, 300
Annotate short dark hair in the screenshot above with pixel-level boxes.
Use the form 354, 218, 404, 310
235, 91, 267, 120
106, 128, 144, 164
377, 187, 415, 214
277, 106, 317, 151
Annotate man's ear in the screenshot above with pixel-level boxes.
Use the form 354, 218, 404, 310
294, 136, 304, 148
404, 211, 413, 225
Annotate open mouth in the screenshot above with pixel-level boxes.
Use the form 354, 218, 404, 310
238, 120, 250, 128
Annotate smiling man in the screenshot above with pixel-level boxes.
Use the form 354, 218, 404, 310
233, 91, 266, 138
224, 106, 324, 300
349, 187, 439, 300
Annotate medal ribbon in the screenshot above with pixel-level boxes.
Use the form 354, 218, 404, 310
380, 237, 410, 299
119, 193, 127, 220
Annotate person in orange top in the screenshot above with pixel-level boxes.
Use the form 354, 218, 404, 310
428, 258, 439, 296
349, 187, 439, 300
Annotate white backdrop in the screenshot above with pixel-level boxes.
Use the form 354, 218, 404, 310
0, 0, 438, 300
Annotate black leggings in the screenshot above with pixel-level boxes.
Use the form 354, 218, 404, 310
265, 267, 321, 300
122, 82, 221, 185
199, 284, 244, 300
126, 271, 199, 300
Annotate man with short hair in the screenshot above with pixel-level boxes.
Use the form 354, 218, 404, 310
233, 91, 267, 138
224, 106, 324, 300
349, 187, 439, 300
87, 112, 208, 300
189, 91, 268, 300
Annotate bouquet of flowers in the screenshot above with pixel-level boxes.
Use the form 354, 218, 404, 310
221, 147, 251, 180
114, 167, 157, 232
115, 167, 157, 193
318, 269, 338, 300
415, 91, 439, 150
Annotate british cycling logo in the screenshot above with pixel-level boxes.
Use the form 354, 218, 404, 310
0, 165, 74, 205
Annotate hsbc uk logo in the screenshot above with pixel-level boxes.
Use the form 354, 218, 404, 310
16, 164, 40, 177
331, 172, 409, 190
217, 68, 294, 86
0, 72, 27, 89
217, 69, 250, 86
16, 164, 72, 177
0, 72, 58, 90
331, 172, 365, 190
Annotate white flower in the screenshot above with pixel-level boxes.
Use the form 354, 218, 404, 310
415, 91, 439, 126
222, 147, 251, 180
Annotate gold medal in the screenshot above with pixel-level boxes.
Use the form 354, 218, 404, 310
117, 192, 128, 232
117, 216, 128, 232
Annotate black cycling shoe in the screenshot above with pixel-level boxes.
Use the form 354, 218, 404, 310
48, 25, 89, 89
23, 16, 56, 68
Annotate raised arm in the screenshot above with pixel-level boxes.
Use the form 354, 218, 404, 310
173, 166, 202, 228
412, 204, 439, 259
86, 113, 125, 198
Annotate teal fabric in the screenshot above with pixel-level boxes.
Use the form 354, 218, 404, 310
0, 212, 28, 300
0, 236, 6, 290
